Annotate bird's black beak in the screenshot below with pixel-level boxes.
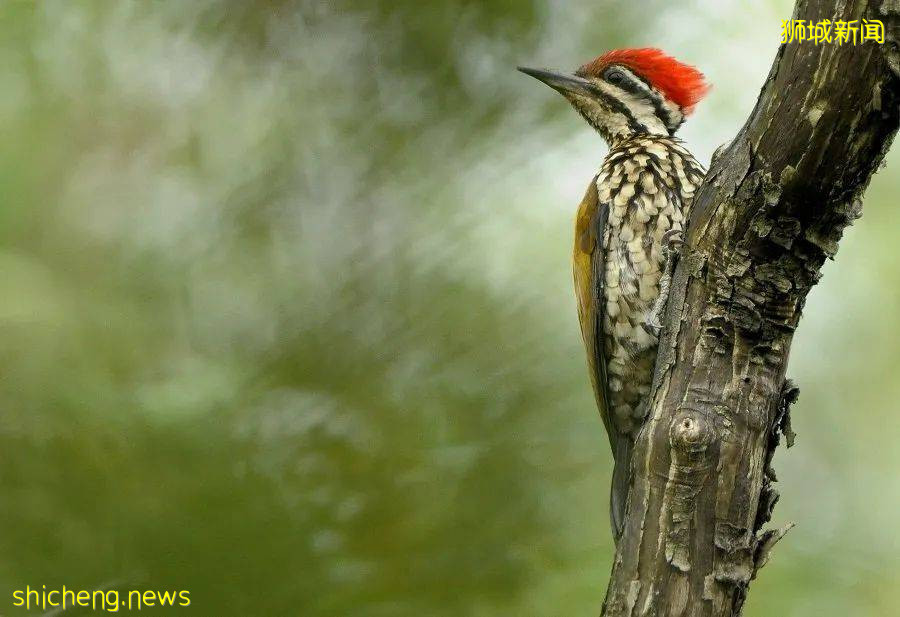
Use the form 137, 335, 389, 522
517, 66, 594, 97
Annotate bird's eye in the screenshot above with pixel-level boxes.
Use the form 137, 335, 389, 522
605, 69, 626, 84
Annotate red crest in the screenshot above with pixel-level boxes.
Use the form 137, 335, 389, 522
579, 48, 709, 114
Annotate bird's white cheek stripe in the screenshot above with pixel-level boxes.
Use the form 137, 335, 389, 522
661, 99, 684, 131
595, 82, 670, 137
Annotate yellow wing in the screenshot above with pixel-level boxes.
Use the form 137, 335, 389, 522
573, 175, 615, 452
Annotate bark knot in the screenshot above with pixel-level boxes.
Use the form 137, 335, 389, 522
670, 409, 714, 455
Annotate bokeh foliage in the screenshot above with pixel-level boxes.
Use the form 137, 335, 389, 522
0, 1, 897, 615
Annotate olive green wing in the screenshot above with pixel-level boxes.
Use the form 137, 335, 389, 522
572, 176, 615, 453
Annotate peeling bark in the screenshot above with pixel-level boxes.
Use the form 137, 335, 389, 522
601, 0, 900, 615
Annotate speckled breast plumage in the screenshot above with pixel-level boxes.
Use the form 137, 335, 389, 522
596, 135, 705, 437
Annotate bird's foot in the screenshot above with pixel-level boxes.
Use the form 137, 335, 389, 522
641, 315, 663, 338
660, 229, 685, 254
642, 229, 685, 337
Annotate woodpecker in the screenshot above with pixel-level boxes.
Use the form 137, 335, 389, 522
519, 49, 708, 540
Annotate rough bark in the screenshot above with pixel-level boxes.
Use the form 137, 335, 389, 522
602, 0, 900, 615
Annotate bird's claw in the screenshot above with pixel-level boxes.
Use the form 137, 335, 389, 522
661, 229, 684, 254
643, 230, 684, 338
641, 317, 662, 338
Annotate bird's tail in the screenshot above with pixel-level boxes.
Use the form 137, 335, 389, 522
610, 437, 633, 542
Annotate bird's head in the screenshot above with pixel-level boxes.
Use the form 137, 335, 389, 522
519, 48, 708, 145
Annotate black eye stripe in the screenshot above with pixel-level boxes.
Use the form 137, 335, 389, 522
623, 69, 653, 91
603, 67, 679, 135
585, 85, 647, 134
607, 68, 647, 96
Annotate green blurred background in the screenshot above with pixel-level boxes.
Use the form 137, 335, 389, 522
0, 1, 897, 615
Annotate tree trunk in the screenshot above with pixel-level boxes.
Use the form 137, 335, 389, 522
602, 0, 899, 615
